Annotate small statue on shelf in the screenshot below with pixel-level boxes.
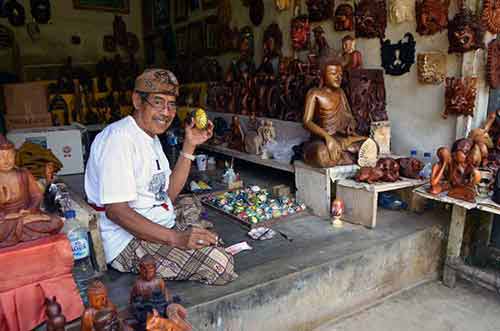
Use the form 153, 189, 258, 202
377, 157, 400, 182
81, 280, 117, 331
228, 116, 245, 151
397, 157, 424, 179
429, 147, 451, 195
355, 166, 384, 184
45, 297, 66, 331
447, 138, 481, 202
259, 120, 277, 145
341, 35, 362, 71
0, 134, 63, 248
244, 114, 264, 155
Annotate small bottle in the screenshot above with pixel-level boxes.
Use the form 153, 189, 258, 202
63, 210, 94, 305
410, 149, 418, 158
420, 152, 433, 179
165, 132, 179, 165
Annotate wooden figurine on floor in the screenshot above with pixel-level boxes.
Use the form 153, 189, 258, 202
81, 280, 117, 331
0, 134, 63, 248
303, 54, 369, 168
429, 147, 451, 195
45, 297, 66, 331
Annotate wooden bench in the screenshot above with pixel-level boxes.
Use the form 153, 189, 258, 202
337, 177, 427, 228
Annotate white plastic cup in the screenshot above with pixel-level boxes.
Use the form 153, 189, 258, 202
196, 154, 208, 171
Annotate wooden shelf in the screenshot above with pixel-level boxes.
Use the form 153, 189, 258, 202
199, 143, 295, 173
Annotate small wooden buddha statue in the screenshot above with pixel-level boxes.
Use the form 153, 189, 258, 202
0, 134, 63, 248
81, 280, 117, 331
341, 35, 363, 71
45, 297, 66, 331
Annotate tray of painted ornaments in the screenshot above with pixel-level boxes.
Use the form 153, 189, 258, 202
198, 185, 307, 229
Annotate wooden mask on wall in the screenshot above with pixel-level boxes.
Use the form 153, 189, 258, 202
381, 33, 416, 76
388, 0, 414, 24
448, 7, 485, 54
290, 15, 311, 50
306, 0, 335, 22
417, 52, 447, 84
482, 0, 500, 34
334, 3, 354, 31
416, 0, 449, 36
487, 38, 500, 89
443, 77, 478, 118
344, 69, 387, 136
355, 0, 387, 39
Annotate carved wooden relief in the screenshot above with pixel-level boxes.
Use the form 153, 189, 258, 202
334, 3, 354, 31
381, 33, 416, 76
291, 15, 311, 50
448, 7, 485, 54
355, 0, 387, 39
487, 38, 500, 89
344, 69, 387, 136
306, 0, 335, 22
482, 0, 500, 34
416, 0, 449, 36
443, 77, 478, 118
389, 0, 414, 24
417, 52, 447, 84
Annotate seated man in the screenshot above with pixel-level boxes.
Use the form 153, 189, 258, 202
0, 134, 63, 248
84, 69, 237, 285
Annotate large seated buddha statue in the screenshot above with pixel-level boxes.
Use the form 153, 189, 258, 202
303, 54, 371, 168
0, 134, 63, 248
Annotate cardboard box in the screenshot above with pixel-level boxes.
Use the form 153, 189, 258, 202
7, 124, 86, 175
3, 81, 50, 115
5, 112, 52, 130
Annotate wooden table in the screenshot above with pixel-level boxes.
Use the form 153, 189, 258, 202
414, 185, 499, 288
337, 178, 427, 228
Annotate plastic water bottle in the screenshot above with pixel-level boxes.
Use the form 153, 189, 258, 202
410, 149, 418, 158
63, 210, 94, 305
165, 132, 179, 165
420, 152, 433, 179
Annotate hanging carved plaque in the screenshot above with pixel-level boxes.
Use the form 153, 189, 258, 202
487, 38, 500, 89
417, 52, 447, 84
448, 7, 485, 54
416, 0, 449, 36
389, 0, 414, 24
443, 77, 478, 118
355, 0, 387, 39
482, 0, 500, 34
291, 15, 311, 50
306, 0, 335, 22
334, 3, 354, 31
381, 33, 416, 76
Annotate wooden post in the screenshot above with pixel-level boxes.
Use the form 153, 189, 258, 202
443, 204, 467, 287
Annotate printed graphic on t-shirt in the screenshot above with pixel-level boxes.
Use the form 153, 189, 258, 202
149, 172, 168, 201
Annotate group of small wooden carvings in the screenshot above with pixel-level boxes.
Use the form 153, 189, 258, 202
355, 157, 425, 184
44, 255, 191, 331
429, 110, 500, 203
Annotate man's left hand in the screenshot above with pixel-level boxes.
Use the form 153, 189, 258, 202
184, 120, 214, 149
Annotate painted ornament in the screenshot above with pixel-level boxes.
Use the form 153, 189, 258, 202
381, 33, 416, 76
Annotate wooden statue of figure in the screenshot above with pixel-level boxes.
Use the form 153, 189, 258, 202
81, 280, 117, 331
341, 35, 362, 71
487, 38, 500, 89
228, 116, 245, 151
93, 308, 133, 331
355, 166, 384, 184
389, 0, 414, 24
244, 113, 263, 155
355, 0, 387, 39
377, 157, 400, 182
334, 4, 354, 31
448, 6, 485, 54
429, 147, 451, 195
290, 15, 311, 50
481, 0, 500, 34
146, 309, 185, 331
448, 139, 481, 202
45, 297, 66, 331
0, 134, 63, 248
259, 119, 277, 145
443, 77, 478, 118
416, 0, 449, 36
259, 23, 283, 76
312, 26, 330, 58
303, 55, 368, 168
397, 157, 424, 179
306, 0, 334, 22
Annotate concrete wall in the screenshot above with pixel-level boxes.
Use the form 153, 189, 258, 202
175, 0, 493, 158
0, 0, 143, 72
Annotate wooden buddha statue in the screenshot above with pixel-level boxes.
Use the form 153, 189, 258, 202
81, 280, 117, 331
303, 54, 367, 167
0, 134, 63, 248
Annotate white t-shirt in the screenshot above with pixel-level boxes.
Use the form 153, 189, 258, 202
84, 116, 175, 263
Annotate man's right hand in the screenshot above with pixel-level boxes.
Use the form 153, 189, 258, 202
175, 227, 218, 250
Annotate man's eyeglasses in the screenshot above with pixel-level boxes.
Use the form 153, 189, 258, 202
143, 97, 177, 112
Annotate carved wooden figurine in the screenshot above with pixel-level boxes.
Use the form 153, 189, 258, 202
306, 0, 334, 22
245, 114, 263, 155
259, 23, 283, 76
487, 38, 500, 89
81, 280, 117, 331
443, 77, 478, 119
481, 0, 500, 34
312, 26, 330, 58
228, 116, 245, 151
447, 138, 481, 202
341, 35, 362, 71
429, 147, 451, 195
146, 309, 182, 331
291, 15, 311, 50
0, 134, 63, 248
448, 6, 485, 54
416, 0, 450, 36
355, 0, 387, 39
303, 55, 369, 168
355, 166, 384, 184
93, 308, 132, 331
45, 297, 66, 331
259, 119, 277, 145
377, 157, 400, 182
389, 0, 414, 24
397, 157, 424, 179
417, 52, 447, 84
381, 33, 416, 76
334, 4, 354, 31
